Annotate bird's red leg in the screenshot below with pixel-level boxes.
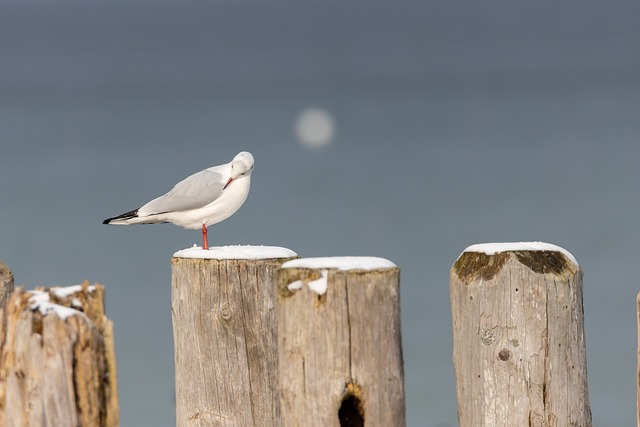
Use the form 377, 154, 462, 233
202, 224, 209, 250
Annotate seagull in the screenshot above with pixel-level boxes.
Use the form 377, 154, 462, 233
103, 151, 254, 250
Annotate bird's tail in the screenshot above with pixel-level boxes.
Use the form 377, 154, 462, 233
103, 209, 139, 225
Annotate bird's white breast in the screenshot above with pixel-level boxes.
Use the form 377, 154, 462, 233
163, 175, 251, 229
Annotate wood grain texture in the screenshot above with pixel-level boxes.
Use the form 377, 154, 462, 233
0, 261, 13, 311
171, 256, 295, 427
277, 267, 405, 427
0, 282, 118, 427
451, 251, 591, 427
0, 261, 14, 358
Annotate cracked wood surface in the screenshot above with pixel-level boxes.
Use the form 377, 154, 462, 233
277, 267, 405, 427
451, 250, 591, 427
171, 257, 295, 427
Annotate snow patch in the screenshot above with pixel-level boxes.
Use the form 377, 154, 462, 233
287, 280, 303, 291
28, 291, 84, 320
307, 270, 328, 295
462, 242, 578, 267
281, 256, 396, 271
173, 245, 297, 260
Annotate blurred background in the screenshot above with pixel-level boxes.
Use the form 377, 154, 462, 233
2, 1, 640, 425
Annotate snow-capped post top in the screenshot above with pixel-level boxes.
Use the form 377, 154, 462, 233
454, 241, 579, 283
280, 256, 398, 296
173, 245, 298, 260
281, 256, 397, 271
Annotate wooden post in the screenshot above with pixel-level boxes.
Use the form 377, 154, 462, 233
277, 257, 405, 427
450, 243, 591, 426
0, 261, 15, 347
171, 246, 297, 427
0, 260, 14, 309
0, 281, 119, 426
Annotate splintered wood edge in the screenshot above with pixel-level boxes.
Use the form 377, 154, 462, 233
452, 250, 580, 284
0, 261, 13, 283
1, 283, 119, 426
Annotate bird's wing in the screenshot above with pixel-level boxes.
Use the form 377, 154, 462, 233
138, 169, 226, 216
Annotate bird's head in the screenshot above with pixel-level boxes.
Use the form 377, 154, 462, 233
224, 151, 255, 189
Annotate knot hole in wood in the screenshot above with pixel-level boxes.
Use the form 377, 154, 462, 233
220, 304, 232, 321
339, 382, 364, 427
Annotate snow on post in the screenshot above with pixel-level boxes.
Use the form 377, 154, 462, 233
277, 256, 405, 427
170, 245, 297, 427
450, 242, 591, 426
0, 281, 118, 426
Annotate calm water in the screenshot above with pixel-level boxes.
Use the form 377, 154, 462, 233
2, 1, 640, 425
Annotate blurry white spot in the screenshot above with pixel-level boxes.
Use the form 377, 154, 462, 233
294, 107, 335, 148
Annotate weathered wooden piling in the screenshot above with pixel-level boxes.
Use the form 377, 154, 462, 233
450, 243, 591, 426
0, 260, 15, 344
277, 257, 405, 427
0, 260, 14, 310
171, 246, 297, 427
0, 281, 119, 426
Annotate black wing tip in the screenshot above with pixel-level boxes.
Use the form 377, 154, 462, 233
103, 209, 139, 224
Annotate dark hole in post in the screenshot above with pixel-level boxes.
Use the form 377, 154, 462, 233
498, 348, 510, 361
339, 392, 364, 427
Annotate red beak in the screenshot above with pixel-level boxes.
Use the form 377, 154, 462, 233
223, 177, 233, 190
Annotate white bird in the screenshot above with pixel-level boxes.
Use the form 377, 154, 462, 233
103, 151, 254, 250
